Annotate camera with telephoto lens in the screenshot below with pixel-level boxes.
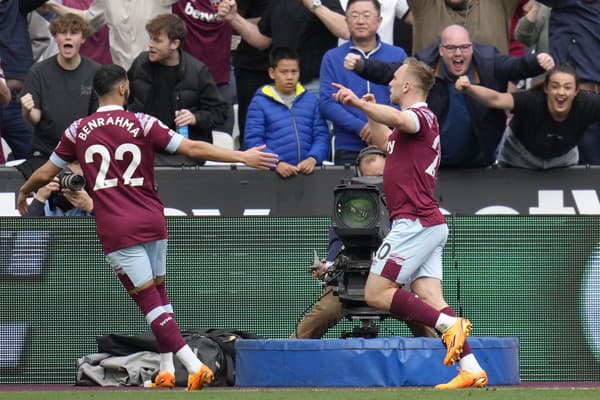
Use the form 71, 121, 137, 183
57, 170, 86, 191
326, 175, 391, 338
47, 169, 86, 212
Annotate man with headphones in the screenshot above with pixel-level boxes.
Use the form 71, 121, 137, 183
290, 146, 437, 338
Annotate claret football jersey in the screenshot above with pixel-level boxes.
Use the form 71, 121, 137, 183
383, 103, 445, 227
51, 105, 183, 254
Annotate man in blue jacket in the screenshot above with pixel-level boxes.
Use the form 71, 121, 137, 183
320, 0, 407, 166
344, 24, 554, 168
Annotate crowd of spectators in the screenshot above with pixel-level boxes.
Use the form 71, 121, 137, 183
0, 0, 599, 171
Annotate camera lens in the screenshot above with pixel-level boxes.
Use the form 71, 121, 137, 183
60, 173, 86, 191
335, 192, 377, 228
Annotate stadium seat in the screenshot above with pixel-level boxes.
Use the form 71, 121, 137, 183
1, 137, 12, 163
205, 130, 242, 166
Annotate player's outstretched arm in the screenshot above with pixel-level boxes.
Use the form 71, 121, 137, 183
176, 139, 278, 170
17, 160, 62, 215
332, 83, 415, 139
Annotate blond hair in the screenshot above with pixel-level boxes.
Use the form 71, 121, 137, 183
403, 57, 435, 94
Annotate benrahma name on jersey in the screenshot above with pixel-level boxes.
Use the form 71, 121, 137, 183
77, 115, 143, 140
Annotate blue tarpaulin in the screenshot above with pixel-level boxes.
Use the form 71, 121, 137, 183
235, 337, 520, 387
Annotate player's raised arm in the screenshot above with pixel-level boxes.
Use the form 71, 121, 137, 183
331, 82, 415, 145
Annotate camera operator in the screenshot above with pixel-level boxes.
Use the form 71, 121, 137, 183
291, 146, 437, 339
23, 162, 93, 217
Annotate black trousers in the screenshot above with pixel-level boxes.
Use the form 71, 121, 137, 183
234, 68, 271, 149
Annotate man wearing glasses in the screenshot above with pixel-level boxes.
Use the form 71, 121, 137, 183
343, 24, 553, 168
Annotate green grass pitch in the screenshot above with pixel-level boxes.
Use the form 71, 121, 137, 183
2, 388, 600, 400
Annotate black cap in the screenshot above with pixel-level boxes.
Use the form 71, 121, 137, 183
356, 146, 386, 166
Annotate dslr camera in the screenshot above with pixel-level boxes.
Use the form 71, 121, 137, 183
57, 169, 86, 191
48, 169, 86, 211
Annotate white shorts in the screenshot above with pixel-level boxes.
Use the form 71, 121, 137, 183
105, 239, 168, 288
370, 218, 448, 285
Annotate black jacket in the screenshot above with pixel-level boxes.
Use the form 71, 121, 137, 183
357, 41, 545, 167
127, 50, 227, 143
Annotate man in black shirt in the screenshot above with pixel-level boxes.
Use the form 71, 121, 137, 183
127, 13, 227, 165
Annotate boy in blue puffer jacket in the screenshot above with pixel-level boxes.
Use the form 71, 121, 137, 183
244, 47, 330, 178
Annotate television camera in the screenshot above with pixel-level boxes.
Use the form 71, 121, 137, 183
325, 175, 391, 338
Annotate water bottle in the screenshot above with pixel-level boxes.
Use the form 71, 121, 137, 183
176, 124, 189, 138
175, 92, 189, 138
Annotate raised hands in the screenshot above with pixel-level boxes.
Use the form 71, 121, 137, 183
344, 53, 364, 72
20, 93, 36, 113
217, 0, 237, 21
455, 75, 471, 92
536, 53, 555, 71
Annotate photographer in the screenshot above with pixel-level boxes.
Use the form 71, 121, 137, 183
24, 163, 93, 217
291, 146, 437, 339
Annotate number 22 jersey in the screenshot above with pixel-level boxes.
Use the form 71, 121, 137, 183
51, 105, 183, 254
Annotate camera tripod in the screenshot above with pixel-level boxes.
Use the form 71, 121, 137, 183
340, 315, 383, 339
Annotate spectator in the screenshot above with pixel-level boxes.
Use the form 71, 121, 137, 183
62, 0, 113, 64
46, 0, 177, 69
332, 57, 488, 389
514, 0, 551, 88
456, 64, 600, 169
173, 0, 236, 135
320, 0, 407, 165
127, 13, 228, 165
230, 0, 271, 149
23, 162, 94, 216
339, 0, 409, 45
16, 64, 277, 391
244, 47, 329, 178
19, 13, 99, 172
345, 24, 553, 167
407, 0, 520, 55
30, 1, 112, 65
0, 0, 48, 160
538, 0, 600, 165
291, 145, 438, 339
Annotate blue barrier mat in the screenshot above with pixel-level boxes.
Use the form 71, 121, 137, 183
235, 337, 519, 387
